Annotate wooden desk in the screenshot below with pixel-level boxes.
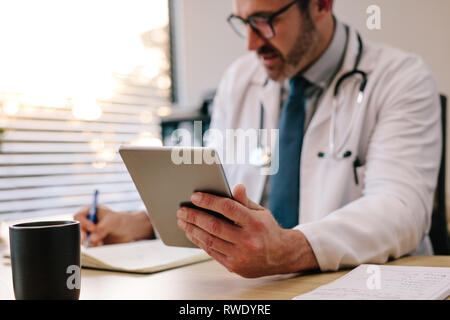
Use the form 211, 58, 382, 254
0, 241, 449, 300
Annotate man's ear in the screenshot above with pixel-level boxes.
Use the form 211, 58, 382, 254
311, 0, 333, 22
318, 0, 333, 12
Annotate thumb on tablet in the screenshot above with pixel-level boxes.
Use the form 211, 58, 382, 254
232, 184, 264, 211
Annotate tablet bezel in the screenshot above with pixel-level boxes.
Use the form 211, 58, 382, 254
119, 146, 233, 248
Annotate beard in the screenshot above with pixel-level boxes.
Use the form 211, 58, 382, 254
258, 11, 318, 81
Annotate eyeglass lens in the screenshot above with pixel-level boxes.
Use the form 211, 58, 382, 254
229, 16, 274, 40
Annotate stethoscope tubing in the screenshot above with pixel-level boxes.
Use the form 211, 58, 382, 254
319, 33, 368, 160
254, 32, 368, 166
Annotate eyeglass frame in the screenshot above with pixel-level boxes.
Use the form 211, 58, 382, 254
227, 0, 299, 40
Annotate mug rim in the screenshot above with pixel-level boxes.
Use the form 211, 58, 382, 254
9, 220, 79, 230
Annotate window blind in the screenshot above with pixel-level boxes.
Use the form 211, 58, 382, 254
0, 78, 171, 221
0, 0, 172, 221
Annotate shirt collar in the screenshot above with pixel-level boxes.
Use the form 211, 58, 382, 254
301, 18, 348, 90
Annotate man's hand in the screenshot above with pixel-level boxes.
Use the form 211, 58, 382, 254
177, 184, 319, 278
74, 206, 154, 247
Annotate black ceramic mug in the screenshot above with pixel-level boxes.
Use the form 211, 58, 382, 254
9, 221, 81, 300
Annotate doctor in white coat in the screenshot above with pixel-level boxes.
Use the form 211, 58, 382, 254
75, 0, 441, 278
175, 0, 441, 276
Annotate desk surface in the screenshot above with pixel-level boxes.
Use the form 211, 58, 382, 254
0, 240, 449, 300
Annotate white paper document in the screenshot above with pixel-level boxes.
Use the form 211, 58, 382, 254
294, 264, 450, 300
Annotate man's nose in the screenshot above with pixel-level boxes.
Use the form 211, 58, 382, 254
246, 26, 266, 51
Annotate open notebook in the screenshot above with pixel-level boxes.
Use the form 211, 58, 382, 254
81, 239, 211, 274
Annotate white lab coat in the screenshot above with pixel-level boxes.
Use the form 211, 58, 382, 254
208, 27, 442, 271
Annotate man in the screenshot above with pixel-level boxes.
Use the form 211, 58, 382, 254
75, 0, 441, 277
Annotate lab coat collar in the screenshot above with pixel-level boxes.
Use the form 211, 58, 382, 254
302, 18, 347, 90
305, 26, 372, 131
338, 26, 368, 75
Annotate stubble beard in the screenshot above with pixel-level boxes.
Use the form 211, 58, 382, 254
264, 13, 318, 82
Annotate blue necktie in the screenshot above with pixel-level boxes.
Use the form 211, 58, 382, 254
269, 76, 308, 229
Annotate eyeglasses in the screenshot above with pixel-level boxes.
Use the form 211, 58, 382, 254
227, 0, 298, 40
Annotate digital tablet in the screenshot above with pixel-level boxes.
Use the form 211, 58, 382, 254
119, 146, 233, 248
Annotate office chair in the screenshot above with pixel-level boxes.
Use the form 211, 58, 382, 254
429, 95, 450, 255
160, 91, 214, 146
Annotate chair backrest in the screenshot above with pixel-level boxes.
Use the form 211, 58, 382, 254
429, 94, 450, 255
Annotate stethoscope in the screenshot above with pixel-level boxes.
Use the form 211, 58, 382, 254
249, 102, 272, 167
250, 31, 368, 183
317, 33, 367, 160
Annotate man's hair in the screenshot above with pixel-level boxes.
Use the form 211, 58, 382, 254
297, 0, 334, 13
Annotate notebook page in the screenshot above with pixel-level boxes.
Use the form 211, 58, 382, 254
294, 264, 450, 300
81, 239, 210, 272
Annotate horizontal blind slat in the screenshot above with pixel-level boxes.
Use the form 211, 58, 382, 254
0, 109, 160, 125
110, 80, 169, 97
0, 172, 132, 189
97, 92, 169, 105
0, 130, 139, 143
1, 142, 122, 153
0, 153, 122, 165
0, 191, 142, 213
0, 181, 137, 201
0, 200, 146, 221
0, 163, 127, 176
99, 101, 170, 114
0, 118, 159, 133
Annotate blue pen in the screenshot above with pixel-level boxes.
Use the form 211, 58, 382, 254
84, 189, 99, 248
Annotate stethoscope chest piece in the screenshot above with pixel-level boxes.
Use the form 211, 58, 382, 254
249, 146, 272, 167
